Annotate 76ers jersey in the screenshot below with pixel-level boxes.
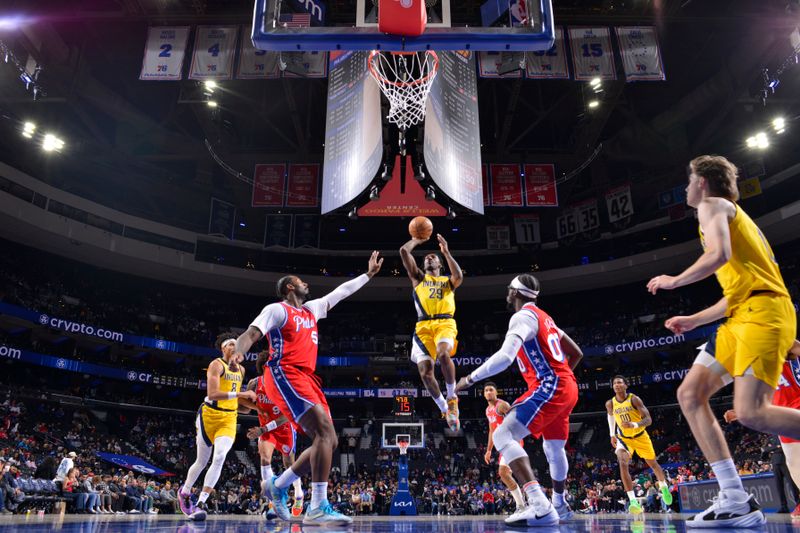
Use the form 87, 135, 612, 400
256, 375, 283, 427
267, 302, 319, 373
485, 403, 505, 430
512, 303, 575, 390
774, 359, 800, 409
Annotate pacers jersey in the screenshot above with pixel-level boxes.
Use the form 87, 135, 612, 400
486, 403, 505, 431
515, 303, 576, 390
206, 358, 244, 411
612, 394, 644, 438
413, 274, 455, 321
774, 359, 800, 409
699, 204, 789, 313
267, 302, 319, 373
256, 376, 283, 427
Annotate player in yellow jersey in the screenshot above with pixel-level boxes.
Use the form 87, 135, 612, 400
400, 233, 463, 431
606, 376, 673, 515
648, 155, 799, 528
178, 332, 258, 521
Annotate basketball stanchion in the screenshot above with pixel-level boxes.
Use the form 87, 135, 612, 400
389, 436, 417, 516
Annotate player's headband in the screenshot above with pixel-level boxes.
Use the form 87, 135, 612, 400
221, 338, 237, 348
510, 276, 539, 299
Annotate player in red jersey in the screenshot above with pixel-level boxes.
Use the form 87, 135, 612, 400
457, 274, 583, 527
234, 252, 383, 526
723, 339, 800, 519
245, 351, 303, 518
483, 382, 526, 513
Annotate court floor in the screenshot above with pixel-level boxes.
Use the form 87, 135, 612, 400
0, 514, 798, 532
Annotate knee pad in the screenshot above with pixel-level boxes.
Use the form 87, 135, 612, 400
493, 424, 527, 464
543, 439, 568, 481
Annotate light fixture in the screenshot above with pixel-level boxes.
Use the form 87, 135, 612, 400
22, 121, 35, 138
204, 80, 217, 92
446, 206, 456, 220
773, 117, 786, 134
414, 166, 425, 181
425, 186, 436, 201
41, 133, 64, 152
747, 132, 769, 150
380, 165, 391, 181
369, 185, 380, 201
588, 100, 600, 109
590, 77, 602, 88
207, 100, 218, 108
348, 206, 358, 220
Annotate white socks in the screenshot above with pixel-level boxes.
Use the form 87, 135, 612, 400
445, 382, 456, 400
552, 490, 565, 506
523, 481, 549, 510
293, 478, 304, 499
433, 394, 448, 414
510, 486, 525, 509
198, 491, 209, 504
261, 465, 273, 482
627, 490, 636, 502
711, 458, 745, 494
310, 482, 328, 509
275, 467, 300, 490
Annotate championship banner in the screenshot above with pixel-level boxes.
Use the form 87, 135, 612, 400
482, 164, 490, 206
477, 52, 524, 78
208, 197, 236, 238
523, 164, 558, 206
569, 27, 616, 81
96, 453, 173, 477
604, 184, 634, 222
139, 26, 190, 81
615, 27, 665, 82
486, 225, 511, 249
236, 25, 280, 79
286, 164, 320, 207
489, 164, 523, 206
264, 214, 293, 247
252, 164, 286, 207
525, 27, 569, 79
513, 214, 541, 244
292, 214, 320, 248
189, 26, 238, 80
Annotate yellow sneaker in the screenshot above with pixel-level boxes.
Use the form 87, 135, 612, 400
446, 397, 460, 431
629, 499, 643, 515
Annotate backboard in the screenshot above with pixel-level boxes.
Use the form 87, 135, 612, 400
381, 422, 425, 450
252, 0, 555, 52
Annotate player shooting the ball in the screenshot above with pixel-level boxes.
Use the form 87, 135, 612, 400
400, 216, 464, 431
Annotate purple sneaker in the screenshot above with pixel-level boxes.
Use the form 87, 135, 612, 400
178, 488, 196, 517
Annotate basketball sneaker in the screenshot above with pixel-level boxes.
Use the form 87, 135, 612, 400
291, 498, 304, 517
791, 503, 800, 520
504, 501, 559, 527
628, 498, 643, 515
685, 490, 765, 528
660, 483, 673, 506
302, 502, 353, 526
265, 502, 278, 521
265, 475, 292, 521
189, 502, 208, 522
553, 501, 574, 520
446, 397, 460, 432
178, 488, 195, 517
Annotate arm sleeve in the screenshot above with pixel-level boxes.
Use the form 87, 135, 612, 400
306, 274, 371, 320
608, 414, 616, 436
468, 336, 522, 383
249, 303, 287, 335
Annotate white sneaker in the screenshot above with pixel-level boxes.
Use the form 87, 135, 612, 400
506, 505, 528, 523
505, 502, 559, 527
686, 490, 765, 529
553, 501, 574, 520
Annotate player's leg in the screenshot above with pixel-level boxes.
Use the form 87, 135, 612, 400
417, 359, 447, 415
643, 456, 673, 507
179, 410, 213, 516
615, 447, 641, 513
734, 376, 800, 439
413, 326, 448, 415
283, 433, 304, 516
435, 321, 460, 431
781, 441, 800, 517
498, 461, 525, 511
542, 439, 570, 517
259, 438, 277, 485
198, 434, 235, 504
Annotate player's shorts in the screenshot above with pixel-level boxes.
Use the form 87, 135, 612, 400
262, 364, 331, 430
498, 441, 523, 467
511, 375, 578, 441
411, 318, 458, 364
615, 430, 657, 460
197, 403, 237, 446
711, 293, 796, 389
259, 424, 297, 455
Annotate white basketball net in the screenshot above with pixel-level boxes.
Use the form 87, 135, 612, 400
368, 51, 439, 130
398, 442, 410, 455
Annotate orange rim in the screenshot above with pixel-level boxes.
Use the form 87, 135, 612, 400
368, 50, 439, 88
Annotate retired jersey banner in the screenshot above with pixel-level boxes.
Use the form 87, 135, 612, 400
482, 164, 490, 206
477, 52, 524, 78
286, 164, 320, 207
525, 27, 569, 79
264, 214, 293, 247
282, 51, 329, 78
139, 27, 190, 81
237, 25, 279, 79
252, 164, 286, 207
569, 27, 616, 81
208, 197, 236, 238
605, 184, 634, 222
490, 164, 523, 206
523, 164, 558, 206
514, 214, 541, 244
615, 27, 665, 82
189, 26, 238, 80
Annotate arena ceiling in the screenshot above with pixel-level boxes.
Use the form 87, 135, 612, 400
0, 0, 798, 244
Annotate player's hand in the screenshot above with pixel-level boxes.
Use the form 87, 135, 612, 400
664, 315, 698, 335
246, 426, 262, 440
620, 421, 635, 429
484, 450, 492, 464
496, 403, 509, 416
239, 390, 257, 402
647, 275, 678, 295
437, 234, 449, 254
367, 251, 384, 278
723, 409, 738, 424
610, 436, 618, 450
455, 376, 472, 393
787, 339, 800, 361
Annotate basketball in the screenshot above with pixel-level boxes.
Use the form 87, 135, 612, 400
408, 216, 433, 240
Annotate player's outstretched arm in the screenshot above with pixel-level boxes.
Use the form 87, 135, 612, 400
559, 332, 583, 370
246, 415, 290, 440
311, 251, 384, 317
400, 238, 427, 285
629, 395, 653, 428
606, 400, 617, 449
665, 297, 727, 335
647, 199, 733, 295
436, 234, 463, 289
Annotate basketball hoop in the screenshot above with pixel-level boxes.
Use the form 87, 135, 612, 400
368, 50, 439, 130
398, 441, 410, 456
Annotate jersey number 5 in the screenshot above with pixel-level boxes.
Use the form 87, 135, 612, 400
311, 331, 318, 345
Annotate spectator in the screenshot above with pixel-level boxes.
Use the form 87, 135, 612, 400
54, 451, 77, 483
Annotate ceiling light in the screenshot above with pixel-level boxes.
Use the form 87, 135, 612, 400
588, 100, 600, 109
589, 77, 601, 87
446, 206, 456, 220
348, 206, 358, 220
22, 121, 35, 138
369, 185, 380, 201
204, 80, 217, 91
42, 133, 64, 152
425, 186, 436, 201
773, 117, 786, 134
207, 100, 218, 108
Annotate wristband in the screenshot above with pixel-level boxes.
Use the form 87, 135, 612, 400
632, 421, 639, 428
265, 421, 278, 431
227, 392, 237, 400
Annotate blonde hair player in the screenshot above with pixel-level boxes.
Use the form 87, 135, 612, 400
606, 375, 673, 515
178, 332, 258, 521
400, 232, 463, 431
648, 155, 799, 528
483, 382, 526, 514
